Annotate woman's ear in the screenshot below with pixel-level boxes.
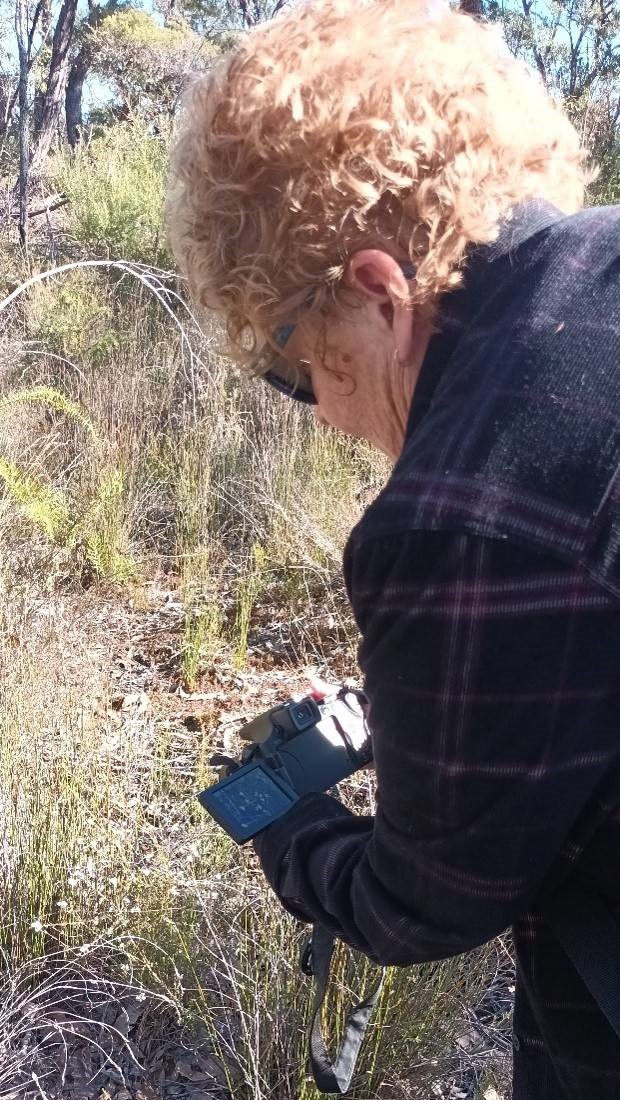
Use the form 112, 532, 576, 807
346, 249, 416, 363
346, 249, 410, 305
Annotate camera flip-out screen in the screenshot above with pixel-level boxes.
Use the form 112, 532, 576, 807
198, 761, 299, 844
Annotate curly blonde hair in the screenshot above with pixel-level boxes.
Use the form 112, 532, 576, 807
167, 0, 592, 364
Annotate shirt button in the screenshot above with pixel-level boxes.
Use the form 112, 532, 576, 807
513, 1034, 521, 1052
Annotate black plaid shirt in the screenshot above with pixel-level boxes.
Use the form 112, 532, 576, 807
256, 200, 620, 1099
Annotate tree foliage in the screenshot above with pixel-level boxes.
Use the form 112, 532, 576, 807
90, 8, 216, 120
485, 0, 620, 185
490, 0, 620, 98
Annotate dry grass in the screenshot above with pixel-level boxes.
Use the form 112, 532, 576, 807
0, 581, 512, 1099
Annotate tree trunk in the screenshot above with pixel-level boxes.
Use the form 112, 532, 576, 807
15, 0, 31, 249
65, 48, 89, 148
31, 0, 79, 172
64, 0, 120, 149
2, 0, 44, 142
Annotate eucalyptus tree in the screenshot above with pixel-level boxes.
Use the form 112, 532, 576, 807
483, 0, 620, 191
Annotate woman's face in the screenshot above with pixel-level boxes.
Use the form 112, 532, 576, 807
283, 250, 432, 461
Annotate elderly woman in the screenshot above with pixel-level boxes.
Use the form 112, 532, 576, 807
167, 1, 620, 1096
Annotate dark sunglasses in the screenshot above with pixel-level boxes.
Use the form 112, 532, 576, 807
262, 262, 417, 405
262, 323, 317, 404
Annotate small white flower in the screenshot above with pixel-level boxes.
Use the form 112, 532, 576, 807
67, 877, 78, 888
56, 900, 68, 910
30, 920, 43, 933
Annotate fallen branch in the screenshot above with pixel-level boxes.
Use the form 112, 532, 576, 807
7, 195, 69, 220
16, 195, 69, 218
0, 258, 219, 398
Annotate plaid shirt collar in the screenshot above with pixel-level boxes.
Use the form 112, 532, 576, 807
407, 199, 564, 438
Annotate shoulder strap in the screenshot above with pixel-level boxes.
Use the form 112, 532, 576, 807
300, 924, 385, 1095
545, 881, 620, 1041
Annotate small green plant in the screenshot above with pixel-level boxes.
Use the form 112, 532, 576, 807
182, 601, 222, 690
78, 466, 137, 584
0, 387, 135, 583
175, 453, 225, 687
52, 124, 170, 266
0, 458, 72, 543
233, 542, 267, 669
25, 270, 119, 361
0, 386, 100, 441
0, 459, 136, 583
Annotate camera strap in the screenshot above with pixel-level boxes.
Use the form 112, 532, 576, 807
300, 923, 385, 1095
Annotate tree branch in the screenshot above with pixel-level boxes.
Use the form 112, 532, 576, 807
2, 0, 45, 136
521, 0, 547, 85
8, 195, 69, 220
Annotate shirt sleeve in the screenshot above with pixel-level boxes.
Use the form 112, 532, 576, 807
254, 530, 620, 966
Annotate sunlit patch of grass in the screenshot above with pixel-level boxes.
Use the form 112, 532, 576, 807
0, 586, 512, 1097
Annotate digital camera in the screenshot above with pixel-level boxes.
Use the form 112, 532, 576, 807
198, 686, 371, 843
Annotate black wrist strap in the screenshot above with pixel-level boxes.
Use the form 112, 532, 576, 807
300, 923, 385, 1095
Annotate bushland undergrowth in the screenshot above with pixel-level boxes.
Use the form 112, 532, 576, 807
0, 122, 516, 1099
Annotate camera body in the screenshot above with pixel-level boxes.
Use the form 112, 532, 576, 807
198, 687, 371, 843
